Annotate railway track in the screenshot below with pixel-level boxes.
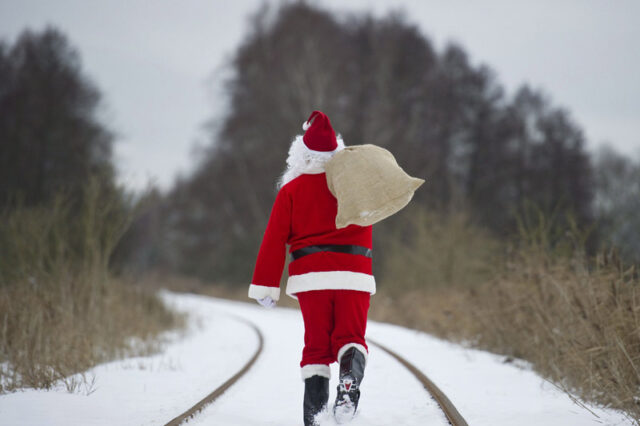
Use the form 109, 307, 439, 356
367, 338, 468, 426
164, 316, 264, 426
165, 315, 467, 426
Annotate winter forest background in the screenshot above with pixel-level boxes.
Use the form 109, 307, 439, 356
1, 1, 640, 420
116, 3, 639, 281
2, 3, 639, 279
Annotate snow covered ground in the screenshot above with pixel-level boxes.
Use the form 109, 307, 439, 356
0, 292, 632, 425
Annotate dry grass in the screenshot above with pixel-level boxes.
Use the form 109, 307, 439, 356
0, 184, 184, 393
372, 252, 640, 420
378, 206, 500, 290
0, 276, 179, 392
371, 206, 640, 422
475, 248, 639, 420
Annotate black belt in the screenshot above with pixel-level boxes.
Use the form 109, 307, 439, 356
291, 244, 372, 261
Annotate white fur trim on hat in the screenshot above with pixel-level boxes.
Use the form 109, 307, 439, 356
248, 284, 281, 301
301, 364, 331, 381
302, 120, 311, 131
337, 343, 369, 366
285, 271, 376, 299
278, 135, 345, 189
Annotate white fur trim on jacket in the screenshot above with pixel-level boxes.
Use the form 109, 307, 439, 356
337, 343, 369, 366
248, 284, 281, 301
286, 271, 376, 299
301, 364, 331, 381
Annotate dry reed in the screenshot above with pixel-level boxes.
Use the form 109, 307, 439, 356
0, 182, 183, 392
371, 206, 640, 423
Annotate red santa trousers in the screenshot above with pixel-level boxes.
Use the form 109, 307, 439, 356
297, 289, 370, 376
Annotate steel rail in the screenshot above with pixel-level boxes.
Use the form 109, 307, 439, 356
368, 338, 469, 426
165, 315, 264, 426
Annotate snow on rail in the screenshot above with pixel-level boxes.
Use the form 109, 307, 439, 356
368, 338, 468, 426
165, 315, 264, 426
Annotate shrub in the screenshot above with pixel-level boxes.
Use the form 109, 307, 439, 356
0, 181, 182, 392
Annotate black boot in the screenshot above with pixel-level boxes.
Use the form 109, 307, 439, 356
334, 347, 366, 423
304, 375, 329, 426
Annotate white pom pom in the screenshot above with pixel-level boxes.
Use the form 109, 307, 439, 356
302, 121, 311, 131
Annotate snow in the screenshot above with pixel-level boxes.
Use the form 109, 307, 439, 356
0, 292, 632, 426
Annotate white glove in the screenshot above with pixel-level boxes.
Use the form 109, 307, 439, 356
257, 296, 276, 308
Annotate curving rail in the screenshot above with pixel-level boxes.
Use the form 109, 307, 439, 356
368, 338, 469, 426
164, 316, 264, 426
165, 313, 466, 426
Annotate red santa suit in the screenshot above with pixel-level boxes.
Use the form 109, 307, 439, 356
248, 111, 375, 380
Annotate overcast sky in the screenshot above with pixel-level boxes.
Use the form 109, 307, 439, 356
1, 0, 639, 191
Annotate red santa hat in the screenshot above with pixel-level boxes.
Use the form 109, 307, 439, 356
302, 110, 338, 152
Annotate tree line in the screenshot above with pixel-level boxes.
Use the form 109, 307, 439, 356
0, 28, 115, 209
0, 27, 128, 287
147, 3, 634, 284
1, 4, 638, 285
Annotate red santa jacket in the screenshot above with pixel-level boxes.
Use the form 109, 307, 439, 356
248, 172, 376, 301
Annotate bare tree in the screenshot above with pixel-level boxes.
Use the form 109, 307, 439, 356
593, 146, 640, 263
154, 2, 596, 284
0, 27, 114, 209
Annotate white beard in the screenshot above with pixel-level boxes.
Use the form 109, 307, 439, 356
277, 135, 345, 188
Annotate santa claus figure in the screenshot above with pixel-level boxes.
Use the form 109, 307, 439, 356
248, 110, 375, 425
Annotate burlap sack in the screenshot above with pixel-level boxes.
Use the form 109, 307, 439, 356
325, 144, 424, 229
